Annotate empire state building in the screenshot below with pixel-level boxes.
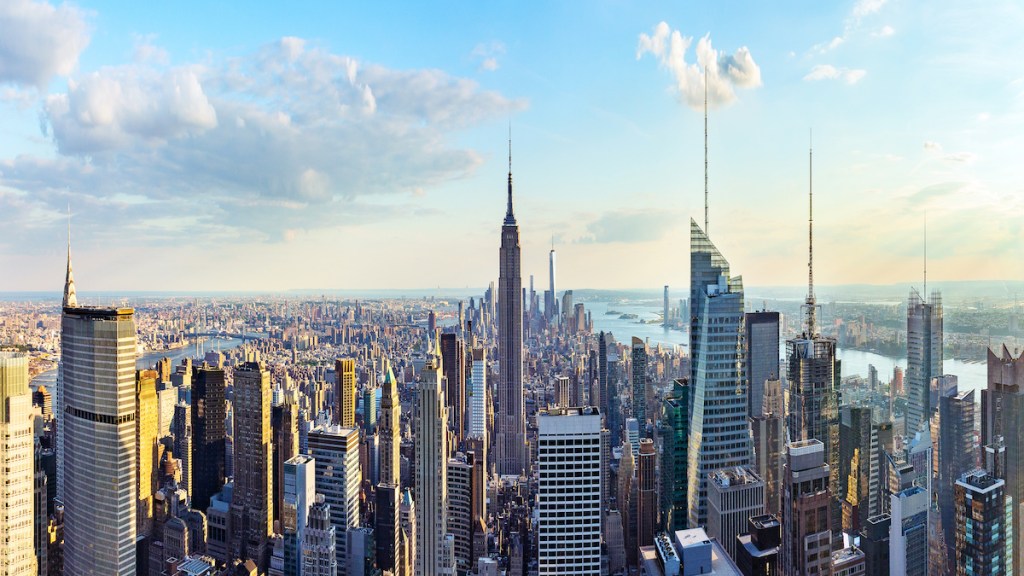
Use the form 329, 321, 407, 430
496, 143, 526, 476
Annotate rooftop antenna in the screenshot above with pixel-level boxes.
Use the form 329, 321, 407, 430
704, 65, 709, 235
923, 212, 928, 298
805, 129, 818, 338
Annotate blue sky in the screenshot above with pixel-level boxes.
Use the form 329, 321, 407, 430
0, 0, 1021, 292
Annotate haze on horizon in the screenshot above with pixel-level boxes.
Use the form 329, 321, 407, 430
1, 0, 1021, 293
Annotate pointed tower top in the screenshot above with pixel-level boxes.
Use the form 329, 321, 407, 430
923, 212, 927, 297
804, 131, 818, 337
63, 205, 78, 309
505, 124, 516, 225
550, 235, 555, 252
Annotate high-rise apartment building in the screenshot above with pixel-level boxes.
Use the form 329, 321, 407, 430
231, 362, 274, 569
61, 303, 138, 575
307, 425, 361, 575
906, 290, 943, 438
375, 484, 401, 576
537, 407, 602, 576
954, 470, 1011, 576
707, 467, 765, 563
496, 147, 527, 477
0, 352, 38, 575
687, 220, 752, 528
468, 349, 487, 440
745, 311, 780, 418
379, 359, 402, 488
660, 379, 689, 533
631, 337, 647, 426
780, 440, 831, 576
447, 453, 473, 575
980, 345, 1024, 575
938, 388, 975, 568
441, 333, 466, 441
335, 359, 356, 428
554, 375, 571, 408
192, 363, 226, 513
415, 360, 454, 576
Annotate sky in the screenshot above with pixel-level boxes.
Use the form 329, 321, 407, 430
1, 0, 1022, 292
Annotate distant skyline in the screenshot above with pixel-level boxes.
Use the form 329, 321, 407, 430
1, 0, 1022, 291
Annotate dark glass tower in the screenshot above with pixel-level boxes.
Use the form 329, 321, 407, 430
191, 364, 226, 512
496, 142, 526, 477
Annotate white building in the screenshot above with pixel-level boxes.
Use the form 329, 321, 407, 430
468, 349, 487, 440
0, 352, 38, 575
308, 425, 361, 575
415, 360, 454, 576
537, 406, 602, 576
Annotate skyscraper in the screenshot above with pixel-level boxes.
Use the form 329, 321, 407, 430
307, 425, 361, 575
335, 358, 356, 428
136, 369, 159, 542
415, 360, 453, 576
889, 486, 928, 576
707, 467, 765, 564
61, 301, 138, 575
745, 311, 780, 418
230, 362, 273, 569
636, 438, 657, 549
375, 484, 401, 576
687, 220, 752, 528
631, 337, 647, 426
446, 453, 473, 575
838, 405, 879, 534
786, 144, 841, 543
906, 290, 942, 438
780, 439, 831, 576
440, 333, 466, 441
751, 377, 785, 516
938, 388, 975, 568
379, 358, 402, 488
548, 239, 557, 320
537, 406, 602, 576
496, 138, 526, 477
980, 345, 1024, 575
192, 363, 227, 512
954, 470, 1011, 576
283, 454, 316, 576
0, 352, 38, 575
660, 379, 689, 532
303, 495, 338, 576
663, 285, 670, 328
467, 348, 487, 441
273, 397, 300, 525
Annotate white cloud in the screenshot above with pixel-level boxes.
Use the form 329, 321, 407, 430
0, 0, 90, 87
472, 41, 505, 72
0, 37, 525, 248
852, 0, 888, 19
943, 152, 977, 163
637, 23, 762, 109
804, 64, 866, 84
923, 141, 943, 151
873, 25, 895, 37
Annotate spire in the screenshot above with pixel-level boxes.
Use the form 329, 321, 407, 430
923, 212, 927, 297
63, 205, 78, 308
805, 131, 817, 337
504, 123, 516, 225
704, 66, 709, 236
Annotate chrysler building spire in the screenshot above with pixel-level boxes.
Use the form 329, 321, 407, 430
63, 206, 78, 308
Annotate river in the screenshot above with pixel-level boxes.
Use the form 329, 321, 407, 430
30, 336, 246, 390
585, 299, 990, 395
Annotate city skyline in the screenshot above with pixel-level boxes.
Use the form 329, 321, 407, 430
1, 0, 1023, 291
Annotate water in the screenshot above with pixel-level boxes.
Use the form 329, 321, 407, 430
585, 299, 686, 348
585, 297, 990, 395
30, 336, 246, 390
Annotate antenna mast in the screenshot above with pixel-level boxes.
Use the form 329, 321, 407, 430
806, 130, 817, 337
704, 66, 709, 235
924, 213, 927, 298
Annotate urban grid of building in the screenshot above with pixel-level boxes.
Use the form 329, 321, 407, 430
1, 128, 1023, 576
